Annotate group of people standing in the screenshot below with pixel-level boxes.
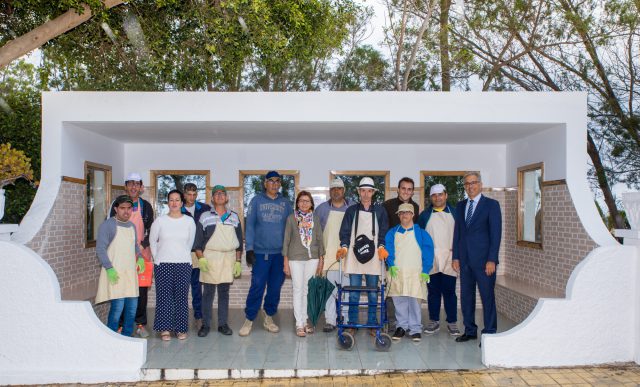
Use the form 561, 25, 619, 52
95, 169, 502, 345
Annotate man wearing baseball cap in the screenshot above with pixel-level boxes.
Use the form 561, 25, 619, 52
337, 177, 390, 335
240, 170, 293, 336
314, 177, 352, 332
417, 183, 461, 336
110, 172, 155, 338
385, 203, 434, 342
96, 195, 146, 337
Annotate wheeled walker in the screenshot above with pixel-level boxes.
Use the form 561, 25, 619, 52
335, 259, 392, 351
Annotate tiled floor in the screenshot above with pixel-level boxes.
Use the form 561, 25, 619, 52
143, 308, 517, 371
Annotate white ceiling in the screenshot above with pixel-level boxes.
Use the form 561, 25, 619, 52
67, 121, 559, 144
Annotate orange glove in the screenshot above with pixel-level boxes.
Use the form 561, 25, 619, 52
336, 247, 348, 261
378, 246, 389, 261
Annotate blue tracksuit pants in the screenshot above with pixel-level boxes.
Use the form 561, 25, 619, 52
244, 253, 285, 321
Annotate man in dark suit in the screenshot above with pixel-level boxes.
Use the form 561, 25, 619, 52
452, 172, 502, 343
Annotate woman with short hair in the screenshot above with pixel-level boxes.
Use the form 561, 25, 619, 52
282, 191, 325, 337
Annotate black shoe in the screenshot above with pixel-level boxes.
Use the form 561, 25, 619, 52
217, 324, 233, 336
197, 326, 210, 337
392, 327, 405, 341
455, 334, 477, 342
323, 324, 336, 333
410, 333, 421, 342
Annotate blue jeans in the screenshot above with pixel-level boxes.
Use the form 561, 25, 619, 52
245, 253, 285, 321
108, 297, 138, 337
348, 274, 379, 325
191, 267, 203, 319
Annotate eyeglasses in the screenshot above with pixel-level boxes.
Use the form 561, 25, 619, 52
463, 180, 480, 187
298, 199, 311, 203
213, 191, 226, 196
266, 179, 281, 184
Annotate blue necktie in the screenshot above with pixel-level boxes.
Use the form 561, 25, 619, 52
465, 199, 474, 227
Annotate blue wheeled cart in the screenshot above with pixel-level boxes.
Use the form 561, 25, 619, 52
335, 259, 392, 351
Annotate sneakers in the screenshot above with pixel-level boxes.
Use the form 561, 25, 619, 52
423, 320, 440, 335
135, 324, 149, 338
392, 327, 406, 341
262, 310, 279, 333
447, 323, 461, 336
411, 333, 422, 342
239, 319, 253, 337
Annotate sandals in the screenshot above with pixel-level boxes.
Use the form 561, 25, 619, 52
305, 325, 315, 334
296, 327, 307, 337
177, 332, 188, 340
160, 331, 171, 341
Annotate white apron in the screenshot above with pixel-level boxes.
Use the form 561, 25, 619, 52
200, 224, 239, 285
323, 210, 345, 272
345, 210, 381, 276
387, 229, 427, 299
425, 211, 457, 277
95, 225, 139, 304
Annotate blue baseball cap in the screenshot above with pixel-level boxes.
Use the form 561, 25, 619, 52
266, 171, 282, 180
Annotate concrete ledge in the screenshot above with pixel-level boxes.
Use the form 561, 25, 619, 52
495, 274, 563, 324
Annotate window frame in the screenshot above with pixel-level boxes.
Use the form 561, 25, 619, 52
517, 162, 544, 249
84, 161, 112, 248
419, 170, 469, 211
238, 170, 300, 228
149, 169, 211, 217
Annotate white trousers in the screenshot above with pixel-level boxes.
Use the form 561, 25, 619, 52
290, 259, 319, 328
324, 270, 349, 325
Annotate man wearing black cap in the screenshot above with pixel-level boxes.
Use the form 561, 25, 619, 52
239, 171, 293, 336
96, 195, 146, 337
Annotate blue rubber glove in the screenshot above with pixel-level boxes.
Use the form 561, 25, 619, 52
106, 268, 119, 285
389, 266, 399, 279
199, 257, 209, 272
233, 261, 242, 278
421, 273, 430, 283
136, 257, 145, 273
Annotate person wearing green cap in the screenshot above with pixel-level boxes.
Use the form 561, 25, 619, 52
193, 185, 243, 337
95, 195, 146, 337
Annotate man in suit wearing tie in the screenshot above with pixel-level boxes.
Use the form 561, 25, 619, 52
452, 172, 502, 343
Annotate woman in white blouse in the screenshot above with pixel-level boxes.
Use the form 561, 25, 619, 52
150, 189, 196, 341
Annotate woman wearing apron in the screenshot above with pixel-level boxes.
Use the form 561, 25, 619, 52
385, 203, 434, 342
282, 191, 325, 337
149, 189, 196, 341
194, 185, 243, 337
95, 195, 145, 337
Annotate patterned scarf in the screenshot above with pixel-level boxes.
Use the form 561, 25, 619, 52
296, 210, 314, 252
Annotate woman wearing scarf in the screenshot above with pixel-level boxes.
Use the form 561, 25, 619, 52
282, 191, 325, 337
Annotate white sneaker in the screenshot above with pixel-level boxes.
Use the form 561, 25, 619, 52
239, 319, 253, 337
262, 310, 279, 333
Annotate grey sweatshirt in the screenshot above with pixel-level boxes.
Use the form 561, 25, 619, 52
96, 217, 141, 269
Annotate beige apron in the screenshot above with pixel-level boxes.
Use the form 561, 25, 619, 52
387, 229, 427, 299
129, 203, 153, 287
200, 223, 239, 285
95, 225, 139, 304
425, 211, 457, 277
323, 210, 345, 272
345, 210, 380, 276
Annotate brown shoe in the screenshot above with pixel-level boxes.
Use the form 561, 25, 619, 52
369, 328, 377, 337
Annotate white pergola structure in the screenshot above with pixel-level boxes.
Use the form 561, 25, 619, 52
1, 92, 637, 384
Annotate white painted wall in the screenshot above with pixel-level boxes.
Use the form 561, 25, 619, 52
63, 123, 125, 183
483, 245, 638, 366
506, 125, 566, 187
124, 143, 506, 188
0, 242, 146, 384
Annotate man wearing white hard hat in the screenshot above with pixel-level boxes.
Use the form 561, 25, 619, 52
417, 183, 461, 336
337, 177, 389, 335
314, 177, 352, 332
109, 172, 154, 338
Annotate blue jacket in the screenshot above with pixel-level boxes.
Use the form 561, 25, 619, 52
384, 224, 434, 275
452, 195, 502, 268
417, 203, 456, 230
339, 202, 389, 248
182, 201, 211, 223
245, 192, 293, 254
